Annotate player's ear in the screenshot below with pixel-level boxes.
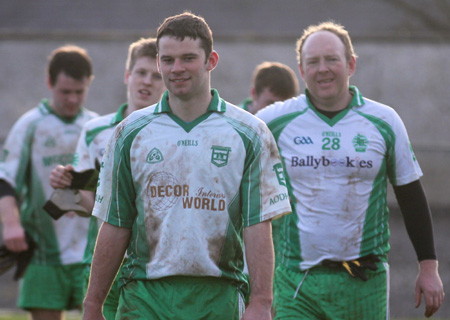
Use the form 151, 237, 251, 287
157, 54, 162, 73
347, 56, 356, 77
206, 50, 219, 71
299, 63, 305, 80
251, 87, 257, 100
46, 74, 53, 89
124, 70, 130, 85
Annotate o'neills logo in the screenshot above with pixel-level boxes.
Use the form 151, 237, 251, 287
147, 172, 226, 212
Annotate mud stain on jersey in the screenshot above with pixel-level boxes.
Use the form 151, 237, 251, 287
144, 211, 162, 259
207, 233, 226, 263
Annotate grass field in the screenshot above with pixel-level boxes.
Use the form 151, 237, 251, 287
0, 312, 449, 320
0, 310, 82, 320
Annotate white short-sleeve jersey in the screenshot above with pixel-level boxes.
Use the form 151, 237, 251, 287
256, 86, 422, 271
93, 90, 291, 284
0, 100, 98, 265
74, 104, 127, 264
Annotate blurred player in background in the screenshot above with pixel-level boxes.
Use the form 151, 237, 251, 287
240, 61, 299, 114
0, 45, 97, 320
49, 37, 166, 320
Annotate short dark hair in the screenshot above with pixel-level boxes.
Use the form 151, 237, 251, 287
253, 62, 299, 99
296, 21, 357, 66
156, 12, 213, 61
47, 45, 93, 86
126, 38, 158, 72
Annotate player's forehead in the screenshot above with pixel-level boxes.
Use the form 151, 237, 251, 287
132, 56, 158, 71
52, 72, 90, 90
158, 36, 204, 58
302, 31, 345, 58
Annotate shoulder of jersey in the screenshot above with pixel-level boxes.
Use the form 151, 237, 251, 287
13, 106, 47, 127
83, 112, 116, 130
355, 97, 400, 123
256, 94, 307, 122
82, 108, 100, 118
223, 101, 267, 126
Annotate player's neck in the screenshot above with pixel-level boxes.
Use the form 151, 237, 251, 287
310, 89, 353, 112
168, 89, 213, 122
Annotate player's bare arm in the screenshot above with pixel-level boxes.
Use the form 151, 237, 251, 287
83, 222, 130, 320
242, 220, 274, 320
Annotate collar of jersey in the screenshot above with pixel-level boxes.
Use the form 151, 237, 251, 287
305, 86, 365, 126
39, 99, 82, 124
154, 89, 226, 115
110, 103, 128, 125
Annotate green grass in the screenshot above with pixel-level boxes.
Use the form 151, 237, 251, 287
0, 310, 82, 320
0, 311, 448, 320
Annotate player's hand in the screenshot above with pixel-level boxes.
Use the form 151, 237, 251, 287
2, 222, 28, 252
415, 259, 445, 317
49, 164, 74, 189
242, 300, 272, 320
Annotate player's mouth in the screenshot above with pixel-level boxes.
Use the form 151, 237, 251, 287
138, 89, 152, 97
170, 77, 190, 83
317, 78, 333, 84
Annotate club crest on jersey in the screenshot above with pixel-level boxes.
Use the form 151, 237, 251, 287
146, 148, 164, 164
273, 163, 286, 186
352, 134, 369, 152
211, 145, 231, 167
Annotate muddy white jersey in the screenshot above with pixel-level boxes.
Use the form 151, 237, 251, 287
0, 100, 98, 265
256, 86, 422, 271
74, 104, 127, 172
74, 104, 127, 264
93, 90, 291, 284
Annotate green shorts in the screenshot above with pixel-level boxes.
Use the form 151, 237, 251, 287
18, 263, 86, 311
117, 276, 245, 320
273, 263, 389, 320
83, 265, 121, 320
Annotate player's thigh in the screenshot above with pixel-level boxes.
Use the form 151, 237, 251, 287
117, 276, 245, 320
323, 264, 389, 320
29, 308, 63, 320
274, 264, 389, 320
273, 266, 322, 319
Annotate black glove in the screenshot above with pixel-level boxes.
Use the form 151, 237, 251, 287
69, 168, 99, 192
322, 254, 380, 281
0, 232, 36, 280
43, 189, 91, 220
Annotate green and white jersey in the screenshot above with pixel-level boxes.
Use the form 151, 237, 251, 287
256, 86, 422, 271
93, 89, 291, 285
0, 99, 98, 265
74, 104, 127, 264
